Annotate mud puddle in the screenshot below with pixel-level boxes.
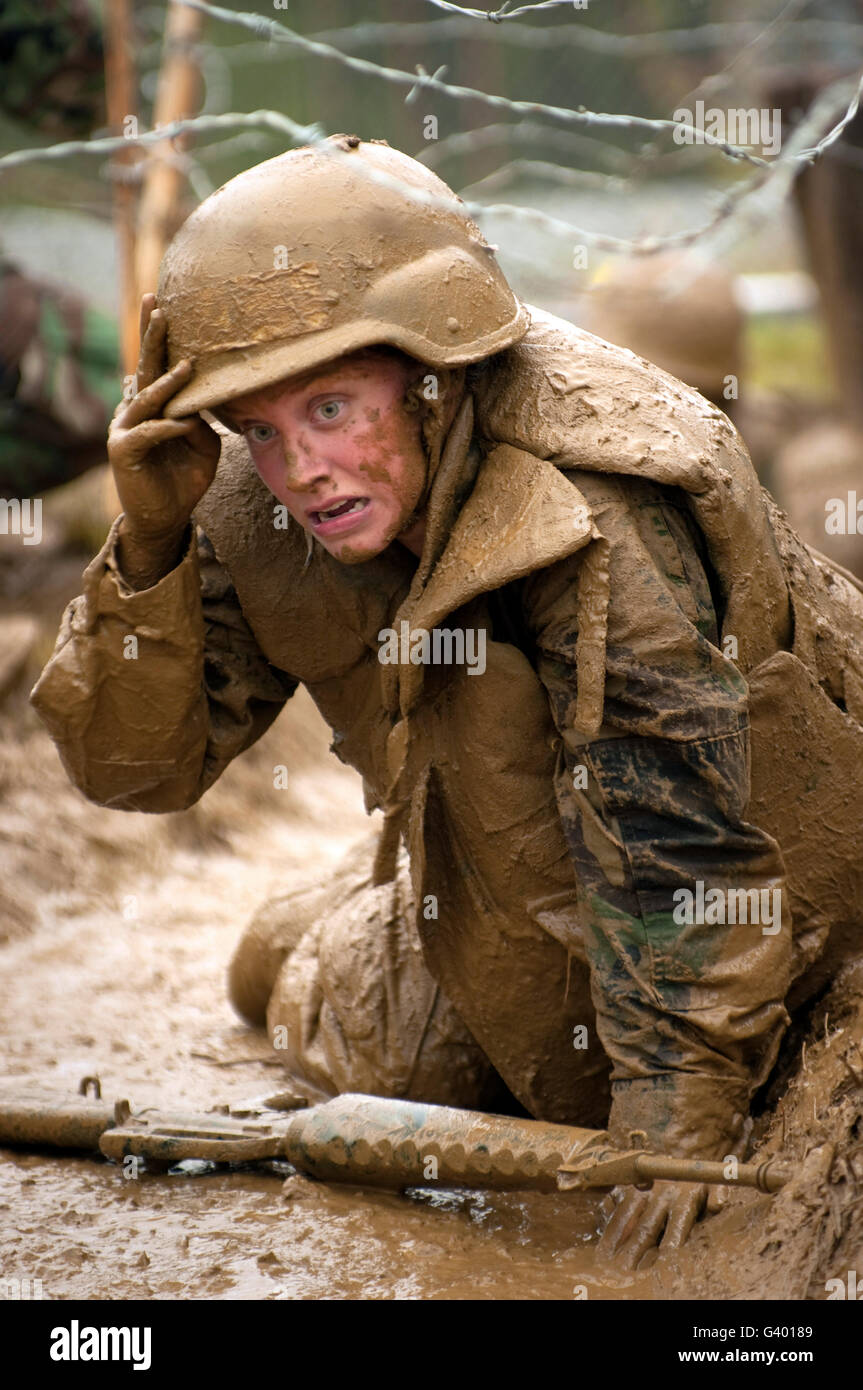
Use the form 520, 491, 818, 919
1, 1152, 619, 1301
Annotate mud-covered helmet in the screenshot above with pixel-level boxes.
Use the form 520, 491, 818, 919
159, 135, 529, 419
581, 252, 744, 401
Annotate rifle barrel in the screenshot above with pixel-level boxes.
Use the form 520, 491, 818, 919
0, 1095, 116, 1151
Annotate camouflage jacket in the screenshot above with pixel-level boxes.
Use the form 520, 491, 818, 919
0, 260, 119, 494
31, 309, 863, 1157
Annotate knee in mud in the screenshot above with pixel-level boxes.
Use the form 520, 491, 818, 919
227, 898, 312, 1026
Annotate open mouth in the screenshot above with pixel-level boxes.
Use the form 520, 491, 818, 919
309, 497, 370, 531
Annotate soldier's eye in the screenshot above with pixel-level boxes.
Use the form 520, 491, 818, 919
317, 400, 342, 421
248, 424, 277, 444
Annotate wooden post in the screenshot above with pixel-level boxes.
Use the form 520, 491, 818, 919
103, 0, 140, 379
135, 1, 205, 302
768, 67, 863, 429
102, 0, 140, 523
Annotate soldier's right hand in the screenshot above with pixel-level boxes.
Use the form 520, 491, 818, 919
110, 293, 220, 555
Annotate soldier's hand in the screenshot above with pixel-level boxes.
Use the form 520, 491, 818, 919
597, 1179, 707, 1270
110, 293, 220, 563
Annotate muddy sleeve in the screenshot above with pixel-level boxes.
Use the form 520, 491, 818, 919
523, 471, 791, 1157
30, 515, 298, 812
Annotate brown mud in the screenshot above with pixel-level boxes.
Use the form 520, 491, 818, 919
0, 663, 612, 1300
2, 535, 862, 1301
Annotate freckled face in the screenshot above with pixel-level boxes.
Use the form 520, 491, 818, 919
220, 356, 427, 563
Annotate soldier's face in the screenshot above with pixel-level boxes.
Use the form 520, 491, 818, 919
219, 353, 428, 563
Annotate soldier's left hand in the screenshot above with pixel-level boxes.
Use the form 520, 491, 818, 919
597, 1179, 707, 1269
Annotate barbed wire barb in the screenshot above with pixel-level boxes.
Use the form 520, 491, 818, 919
422, 0, 606, 20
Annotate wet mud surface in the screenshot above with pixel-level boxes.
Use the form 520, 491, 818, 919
0, 666, 622, 1300
1, 1155, 611, 1301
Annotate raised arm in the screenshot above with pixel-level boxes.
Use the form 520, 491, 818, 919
31, 293, 297, 811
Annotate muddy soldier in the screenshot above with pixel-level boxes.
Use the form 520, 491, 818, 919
32, 138, 863, 1266
0, 257, 119, 495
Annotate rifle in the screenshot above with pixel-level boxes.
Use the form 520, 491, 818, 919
0, 1079, 792, 1195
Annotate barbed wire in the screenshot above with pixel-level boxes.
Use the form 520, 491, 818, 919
420, 0, 592, 20
797, 73, 863, 156
414, 119, 634, 174
1, 66, 859, 263
458, 157, 627, 196
177, 0, 863, 242
602, 72, 863, 257
696, 77, 854, 264
0, 108, 702, 257
419, 0, 854, 50
0, 111, 320, 176
264, 16, 863, 58
120, 3, 858, 200
1, 0, 860, 267
467, 76, 851, 262
179, 0, 774, 169
637, 0, 809, 190
671, 0, 809, 122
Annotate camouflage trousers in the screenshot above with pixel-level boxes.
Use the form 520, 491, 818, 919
228, 833, 611, 1120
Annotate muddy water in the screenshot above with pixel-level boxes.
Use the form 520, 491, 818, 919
1, 1154, 615, 1301
0, 688, 637, 1301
